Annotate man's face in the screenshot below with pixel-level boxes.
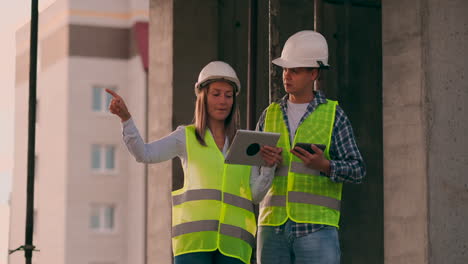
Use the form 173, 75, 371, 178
282, 67, 317, 95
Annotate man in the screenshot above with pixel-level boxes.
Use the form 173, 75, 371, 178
256, 30, 366, 264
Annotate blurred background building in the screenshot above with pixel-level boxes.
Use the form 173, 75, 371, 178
0, 203, 9, 263
9, 1, 149, 264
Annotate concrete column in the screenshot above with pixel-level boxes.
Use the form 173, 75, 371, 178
148, 1, 219, 263
424, 0, 468, 263
383, 0, 468, 263
148, 1, 173, 263
383, 0, 429, 262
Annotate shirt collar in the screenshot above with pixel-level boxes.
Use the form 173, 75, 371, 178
278, 90, 328, 109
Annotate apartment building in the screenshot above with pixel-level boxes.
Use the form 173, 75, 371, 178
10, 1, 148, 263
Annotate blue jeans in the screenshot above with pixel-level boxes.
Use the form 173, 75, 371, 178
174, 250, 245, 264
257, 220, 341, 264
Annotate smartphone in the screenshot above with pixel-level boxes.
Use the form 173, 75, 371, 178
293, 143, 326, 154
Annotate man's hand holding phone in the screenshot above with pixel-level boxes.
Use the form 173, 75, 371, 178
291, 143, 330, 175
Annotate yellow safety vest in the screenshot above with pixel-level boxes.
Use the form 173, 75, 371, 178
171, 125, 256, 264
259, 100, 342, 227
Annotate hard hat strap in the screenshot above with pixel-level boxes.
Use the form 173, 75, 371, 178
317, 61, 330, 70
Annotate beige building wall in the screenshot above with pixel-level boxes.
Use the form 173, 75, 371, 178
10, 56, 69, 264
0, 204, 10, 264
10, 0, 148, 264
67, 58, 130, 264
33, 57, 70, 264
69, 0, 149, 28
10, 3, 70, 263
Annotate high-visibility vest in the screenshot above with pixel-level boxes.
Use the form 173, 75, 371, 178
259, 100, 342, 227
171, 125, 256, 264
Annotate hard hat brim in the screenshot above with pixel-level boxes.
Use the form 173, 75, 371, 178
272, 57, 329, 69
194, 76, 241, 96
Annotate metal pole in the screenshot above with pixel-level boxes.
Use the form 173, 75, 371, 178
314, 0, 324, 91
314, 0, 322, 32
247, 0, 258, 130
144, 72, 149, 264
25, 0, 39, 263
268, 0, 282, 103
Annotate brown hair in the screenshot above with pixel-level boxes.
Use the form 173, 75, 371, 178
193, 82, 239, 146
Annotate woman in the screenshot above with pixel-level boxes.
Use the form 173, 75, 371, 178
107, 61, 282, 264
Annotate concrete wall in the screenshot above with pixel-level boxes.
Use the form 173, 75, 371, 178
424, 0, 468, 263
383, 0, 429, 262
383, 0, 468, 263
148, 1, 174, 263
125, 56, 147, 264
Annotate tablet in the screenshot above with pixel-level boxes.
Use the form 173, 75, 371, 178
225, 129, 280, 166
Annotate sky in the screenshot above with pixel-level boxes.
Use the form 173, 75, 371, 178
0, 0, 57, 204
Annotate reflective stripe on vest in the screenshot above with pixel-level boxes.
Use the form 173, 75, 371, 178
172, 220, 256, 249
261, 193, 341, 211
172, 189, 254, 213
259, 100, 342, 227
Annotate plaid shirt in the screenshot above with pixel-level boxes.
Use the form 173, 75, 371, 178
257, 91, 366, 237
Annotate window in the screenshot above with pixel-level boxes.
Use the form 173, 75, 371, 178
91, 145, 116, 172
92, 86, 116, 112
90, 204, 115, 232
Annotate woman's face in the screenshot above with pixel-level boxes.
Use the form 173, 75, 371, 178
206, 81, 234, 122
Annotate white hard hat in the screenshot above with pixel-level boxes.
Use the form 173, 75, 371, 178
194, 61, 241, 95
272, 30, 330, 69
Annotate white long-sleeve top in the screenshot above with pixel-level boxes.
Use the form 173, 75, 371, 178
121, 118, 275, 204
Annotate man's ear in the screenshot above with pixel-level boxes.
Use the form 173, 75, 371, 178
311, 68, 320, 81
